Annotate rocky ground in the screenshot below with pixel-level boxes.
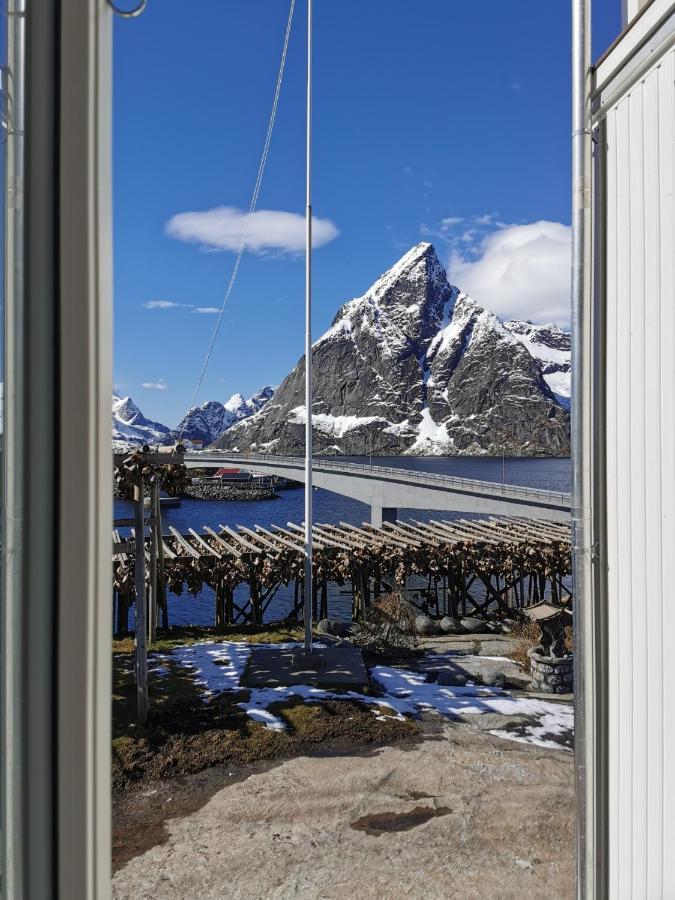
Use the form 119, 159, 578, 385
111, 625, 574, 898
112, 717, 574, 899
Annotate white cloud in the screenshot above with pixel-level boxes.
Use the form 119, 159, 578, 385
143, 300, 184, 310
141, 379, 168, 391
440, 216, 464, 227
166, 206, 340, 254
449, 220, 571, 326
142, 301, 221, 315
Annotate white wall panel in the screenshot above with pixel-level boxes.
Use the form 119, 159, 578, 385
601, 43, 675, 899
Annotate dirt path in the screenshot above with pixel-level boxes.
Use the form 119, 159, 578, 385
112, 719, 574, 899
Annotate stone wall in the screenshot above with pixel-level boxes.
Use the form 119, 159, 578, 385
528, 648, 574, 694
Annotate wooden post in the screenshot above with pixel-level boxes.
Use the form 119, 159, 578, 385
320, 579, 328, 620
225, 583, 234, 624
362, 572, 371, 611
461, 567, 468, 617
293, 577, 300, 620
358, 568, 367, 618
350, 575, 359, 621
154, 481, 168, 630
134, 474, 148, 726
115, 591, 128, 636
249, 570, 262, 624
214, 576, 221, 628
312, 573, 318, 622
148, 481, 158, 645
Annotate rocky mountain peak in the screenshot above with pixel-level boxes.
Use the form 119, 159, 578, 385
316, 242, 455, 365
212, 242, 571, 457
112, 394, 143, 425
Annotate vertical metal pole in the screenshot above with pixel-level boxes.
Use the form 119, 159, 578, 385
134, 475, 148, 724
571, 0, 595, 896
304, 0, 313, 653
2, 3, 30, 893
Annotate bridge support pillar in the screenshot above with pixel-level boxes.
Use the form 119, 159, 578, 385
371, 505, 398, 528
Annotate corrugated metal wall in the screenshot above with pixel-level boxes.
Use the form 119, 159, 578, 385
601, 40, 675, 899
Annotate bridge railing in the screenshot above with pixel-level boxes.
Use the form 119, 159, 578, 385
188, 451, 571, 507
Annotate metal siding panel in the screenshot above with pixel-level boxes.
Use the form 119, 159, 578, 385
613, 94, 634, 900
641, 63, 664, 900
603, 41, 675, 897
604, 107, 622, 896
658, 46, 675, 900
628, 80, 648, 900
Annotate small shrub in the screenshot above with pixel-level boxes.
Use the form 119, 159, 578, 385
352, 592, 417, 652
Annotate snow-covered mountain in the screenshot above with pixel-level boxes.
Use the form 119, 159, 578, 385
212, 243, 570, 457
171, 386, 275, 446
112, 394, 171, 446
112, 386, 274, 449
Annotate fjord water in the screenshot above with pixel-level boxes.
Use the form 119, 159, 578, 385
114, 456, 570, 627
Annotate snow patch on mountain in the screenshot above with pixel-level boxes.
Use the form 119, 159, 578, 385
504, 320, 571, 406
406, 408, 452, 455
289, 406, 388, 439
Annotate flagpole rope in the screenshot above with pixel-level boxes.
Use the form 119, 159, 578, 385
169, 0, 296, 459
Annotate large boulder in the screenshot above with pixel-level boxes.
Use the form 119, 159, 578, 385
439, 616, 463, 634
460, 616, 491, 634
415, 615, 441, 636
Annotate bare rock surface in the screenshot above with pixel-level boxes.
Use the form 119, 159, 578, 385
419, 653, 532, 690
417, 633, 519, 657
112, 723, 573, 899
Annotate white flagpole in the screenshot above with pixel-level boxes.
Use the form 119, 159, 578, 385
304, 0, 313, 652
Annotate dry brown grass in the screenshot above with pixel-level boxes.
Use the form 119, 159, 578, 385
508, 619, 541, 672
564, 623, 574, 654
112, 623, 306, 655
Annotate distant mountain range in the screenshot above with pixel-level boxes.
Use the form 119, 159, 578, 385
112, 386, 274, 449
211, 242, 570, 457
172, 387, 274, 446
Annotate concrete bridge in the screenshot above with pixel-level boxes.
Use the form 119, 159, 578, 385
178, 452, 571, 525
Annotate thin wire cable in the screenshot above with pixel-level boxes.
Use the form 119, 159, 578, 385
171, 0, 296, 455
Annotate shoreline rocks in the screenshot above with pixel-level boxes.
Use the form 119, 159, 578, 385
181, 482, 277, 502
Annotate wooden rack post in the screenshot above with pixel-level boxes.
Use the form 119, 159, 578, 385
134, 472, 148, 726
154, 480, 168, 629
148, 480, 158, 644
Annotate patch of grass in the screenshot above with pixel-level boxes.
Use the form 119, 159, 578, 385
113, 623, 306, 655
112, 647, 418, 792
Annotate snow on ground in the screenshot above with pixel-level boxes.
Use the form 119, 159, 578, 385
168, 641, 573, 750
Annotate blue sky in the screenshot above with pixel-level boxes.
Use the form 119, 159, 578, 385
113, 0, 621, 427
